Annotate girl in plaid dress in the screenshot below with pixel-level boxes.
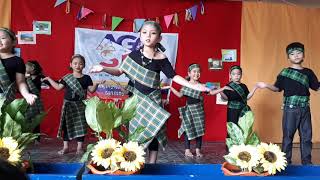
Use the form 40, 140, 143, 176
0, 28, 37, 105
43, 54, 103, 155
170, 64, 231, 158
90, 21, 210, 163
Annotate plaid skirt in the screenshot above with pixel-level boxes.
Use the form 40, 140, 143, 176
25, 97, 45, 122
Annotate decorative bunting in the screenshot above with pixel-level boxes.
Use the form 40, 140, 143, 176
54, 0, 67, 7
133, 19, 146, 33
164, 14, 174, 29
112, 16, 124, 31
155, 17, 160, 24
200, 1, 205, 15
185, 9, 192, 21
65, 0, 70, 14
190, 5, 198, 21
77, 6, 94, 20
173, 13, 179, 27
102, 13, 107, 28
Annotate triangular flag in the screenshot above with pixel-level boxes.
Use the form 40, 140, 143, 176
112, 16, 124, 31
54, 0, 66, 7
200, 1, 205, 15
102, 14, 107, 28
76, 8, 82, 20
190, 5, 198, 21
164, 14, 174, 29
133, 19, 146, 32
155, 17, 160, 24
173, 13, 179, 27
185, 9, 192, 21
65, 0, 70, 14
80, 7, 93, 20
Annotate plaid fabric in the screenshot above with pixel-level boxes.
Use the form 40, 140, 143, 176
0, 60, 16, 104
120, 56, 160, 89
180, 86, 203, 100
284, 95, 309, 107
178, 102, 205, 140
25, 78, 44, 122
227, 82, 250, 116
62, 74, 85, 99
129, 89, 170, 149
57, 100, 87, 140
280, 68, 309, 88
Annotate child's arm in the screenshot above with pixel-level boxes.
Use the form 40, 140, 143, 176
88, 80, 105, 93
169, 86, 183, 98
16, 73, 37, 105
42, 77, 64, 90
209, 86, 232, 95
256, 82, 279, 92
247, 84, 259, 100
90, 65, 123, 76
219, 91, 228, 100
172, 75, 210, 92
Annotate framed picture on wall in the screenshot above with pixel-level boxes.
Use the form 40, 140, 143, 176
208, 58, 223, 70
221, 49, 237, 62
17, 31, 36, 44
205, 82, 220, 90
33, 21, 51, 35
216, 93, 228, 105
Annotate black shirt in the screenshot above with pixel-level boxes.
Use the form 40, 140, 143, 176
223, 83, 249, 102
60, 74, 93, 101
274, 67, 320, 97
0, 56, 26, 93
186, 96, 201, 105
128, 51, 176, 95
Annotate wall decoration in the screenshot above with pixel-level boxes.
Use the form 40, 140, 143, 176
208, 58, 223, 70
216, 93, 228, 105
14, 48, 21, 57
33, 21, 51, 35
17, 31, 36, 44
205, 82, 220, 90
222, 49, 237, 62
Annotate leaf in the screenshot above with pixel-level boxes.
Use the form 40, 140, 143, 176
223, 155, 237, 165
26, 110, 49, 133
4, 99, 28, 119
84, 97, 103, 133
121, 95, 137, 122
238, 111, 254, 141
2, 113, 22, 138
17, 133, 39, 150
96, 101, 115, 134
227, 122, 244, 144
246, 132, 260, 146
80, 143, 95, 163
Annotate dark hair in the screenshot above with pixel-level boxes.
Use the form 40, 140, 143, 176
0, 27, 17, 54
0, 159, 28, 180
286, 42, 304, 56
141, 21, 162, 35
229, 65, 242, 73
26, 60, 43, 75
70, 54, 86, 66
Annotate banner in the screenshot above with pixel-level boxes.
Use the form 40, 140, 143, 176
75, 28, 179, 100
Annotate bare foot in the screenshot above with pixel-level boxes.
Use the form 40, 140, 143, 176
196, 152, 203, 158
58, 148, 69, 155
185, 150, 194, 158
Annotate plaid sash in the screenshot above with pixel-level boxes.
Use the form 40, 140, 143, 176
178, 102, 205, 140
180, 86, 203, 101
57, 100, 87, 140
120, 56, 160, 89
0, 59, 16, 104
284, 95, 309, 107
227, 82, 250, 116
129, 89, 170, 149
280, 68, 309, 88
62, 74, 85, 99
25, 78, 44, 122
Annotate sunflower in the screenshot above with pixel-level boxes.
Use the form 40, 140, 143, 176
118, 141, 145, 172
257, 142, 287, 175
91, 138, 122, 171
229, 144, 261, 172
0, 137, 21, 164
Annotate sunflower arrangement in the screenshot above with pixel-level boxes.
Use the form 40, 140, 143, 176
81, 96, 146, 174
223, 111, 287, 175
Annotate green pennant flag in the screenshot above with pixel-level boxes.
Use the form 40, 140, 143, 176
112, 16, 124, 31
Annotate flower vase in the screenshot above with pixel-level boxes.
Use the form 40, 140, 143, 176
87, 161, 142, 175
221, 162, 270, 176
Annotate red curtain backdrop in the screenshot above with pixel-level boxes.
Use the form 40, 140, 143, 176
11, 0, 241, 141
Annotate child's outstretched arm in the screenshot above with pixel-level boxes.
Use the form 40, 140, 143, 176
209, 86, 232, 96
256, 82, 279, 92
247, 84, 259, 100
42, 77, 64, 90
169, 86, 183, 98
16, 73, 37, 105
172, 75, 210, 92
89, 65, 123, 76
88, 80, 105, 93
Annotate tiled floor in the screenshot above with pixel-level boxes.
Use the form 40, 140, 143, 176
25, 138, 320, 165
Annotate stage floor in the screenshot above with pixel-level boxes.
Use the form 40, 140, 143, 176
25, 138, 320, 165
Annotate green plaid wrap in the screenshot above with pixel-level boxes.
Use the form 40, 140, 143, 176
180, 86, 203, 100
62, 74, 85, 99
130, 89, 170, 149
120, 56, 160, 89
0, 60, 16, 104
284, 95, 309, 107
25, 78, 44, 122
57, 100, 87, 140
280, 68, 309, 88
178, 101, 205, 140
227, 82, 250, 116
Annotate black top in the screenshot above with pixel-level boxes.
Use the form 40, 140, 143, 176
186, 96, 201, 105
223, 83, 249, 102
128, 51, 176, 95
274, 67, 320, 97
60, 74, 93, 101
31, 75, 43, 91
0, 56, 26, 93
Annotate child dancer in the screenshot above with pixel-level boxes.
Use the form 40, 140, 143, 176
170, 63, 231, 158
258, 42, 319, 165
90, 21, 209, 163
0, 27, 36, 105
43, 54, 102, 155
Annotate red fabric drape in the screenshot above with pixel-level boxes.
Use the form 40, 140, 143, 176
11, 0, 241, 141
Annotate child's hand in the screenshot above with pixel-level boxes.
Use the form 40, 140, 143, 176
90, 65, 104, 73
256, 82, 268, 89
24, 93, 37, 105
95, 80, 106, 85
